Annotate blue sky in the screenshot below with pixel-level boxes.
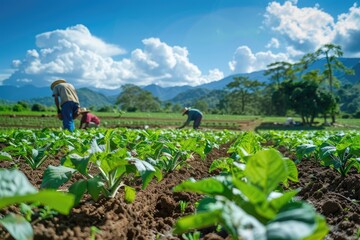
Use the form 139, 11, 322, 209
1, 0, 360, 89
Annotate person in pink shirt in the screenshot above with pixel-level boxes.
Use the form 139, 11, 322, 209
79, 108, 100, 129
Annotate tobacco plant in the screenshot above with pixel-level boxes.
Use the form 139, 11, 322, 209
41, 130, 162, 205
173, 149, 328, 239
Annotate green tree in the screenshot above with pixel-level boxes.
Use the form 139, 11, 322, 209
116, 84, 161, 112
226, 76, 264, 114
193, 99, 208, 113
31, 103, 46, 112
264, 61, 294, 88
312, 44, 354, 123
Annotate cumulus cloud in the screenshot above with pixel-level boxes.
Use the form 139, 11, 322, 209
264, 1, 335, 52
334, 3, 360, 56
229, 46, 290, 73
4, 24, 223, 88
263, 1, 360, 56
228, 1, 360, 74
266, 38, 280, 48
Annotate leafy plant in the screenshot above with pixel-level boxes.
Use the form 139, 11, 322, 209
41, 131, 162, 205
173, 149, 328, 239
320, 143, 360, 177
0, 168, 74, 240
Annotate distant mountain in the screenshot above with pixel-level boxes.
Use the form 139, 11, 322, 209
142, 84, 195, 101
0, 57, 359, 104
3, 88, 114, 107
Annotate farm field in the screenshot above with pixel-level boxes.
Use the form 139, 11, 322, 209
0, 128, 359, 239
1, 111, 360, 131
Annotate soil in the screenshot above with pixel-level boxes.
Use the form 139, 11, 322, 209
0, 141, 360, 240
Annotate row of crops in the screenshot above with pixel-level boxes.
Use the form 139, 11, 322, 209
0, 114, 245, 130
0, 127, 359, 239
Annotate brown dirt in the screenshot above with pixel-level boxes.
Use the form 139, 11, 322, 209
0, 142, 360, 240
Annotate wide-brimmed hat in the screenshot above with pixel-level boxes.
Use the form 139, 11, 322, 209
181, 107, 190, 115
50, 79, 66, 90
79, 107, 90, 113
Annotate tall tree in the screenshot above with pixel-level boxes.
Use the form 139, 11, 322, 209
226, 76, 264, 114
313, 44, 354, 123
264, 61, 294, 88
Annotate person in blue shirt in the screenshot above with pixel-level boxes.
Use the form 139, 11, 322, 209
178, 107, 203, 129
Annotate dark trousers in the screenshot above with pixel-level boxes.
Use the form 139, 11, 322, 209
193, 115, 202, 129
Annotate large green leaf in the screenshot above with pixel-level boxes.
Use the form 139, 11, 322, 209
41, 165, 76, 189
0, 169, 37, 197
87, 176, 105, 202
244, 149, 288, 195
0, 190, 75, 215
68, 180, 88, 206
266, 202, 328, 240
284, 159, 298, 183
62, 154, 90, 175
173, 177, 233, 198
0, 213, 33, 240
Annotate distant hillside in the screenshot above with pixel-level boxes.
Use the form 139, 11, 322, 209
142, 84, 195, 101
5, 88, 114, 107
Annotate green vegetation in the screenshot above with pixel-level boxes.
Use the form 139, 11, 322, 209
2, 127, 360, 239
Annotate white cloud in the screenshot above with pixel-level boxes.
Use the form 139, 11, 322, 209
264, 1, 335, 52
4, 25, 223, 89
266, 38, 280, 48
229, 45, 290, 73
263, 1, 360, 57
334, 3, 360, 56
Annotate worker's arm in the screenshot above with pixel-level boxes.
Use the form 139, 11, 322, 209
178, 118, 190, 129
53, 95, 61, 113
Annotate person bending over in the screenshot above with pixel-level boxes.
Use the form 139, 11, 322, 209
79, 108, 100, 129
51, 79, 80, 132
178, 107, 203, 129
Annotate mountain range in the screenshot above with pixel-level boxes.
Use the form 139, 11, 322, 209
0, 58, 359, 107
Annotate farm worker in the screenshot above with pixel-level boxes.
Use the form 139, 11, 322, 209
177, 107, 203, 129
79, 108, 100, 129
51, 79, 80, 132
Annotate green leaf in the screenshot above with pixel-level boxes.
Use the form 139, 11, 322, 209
284, 159, 298, 183
0, 151, 12, 161
295, 144, 316, 161
244, 149, 288, 195
0, 190, 74, 215
173, 177, 232, 198
266, 202, 325, 240
233, 179, 267, 204
87, 176, 105, 202
268, 190, 299, 213
69, 180, 88, 206
124, 185, 136, 203
41, 165, 76, 189
62, 154, 90, 175
0, 169, 37, 197
0, 213, 33, 240
173, 211, 221, 234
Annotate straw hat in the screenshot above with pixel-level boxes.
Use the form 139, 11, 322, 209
50, 79, 66, 90
181, 107, 190, 115
79, 107, 90, 113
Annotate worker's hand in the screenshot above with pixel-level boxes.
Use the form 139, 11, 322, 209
57, 113, 63, 120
